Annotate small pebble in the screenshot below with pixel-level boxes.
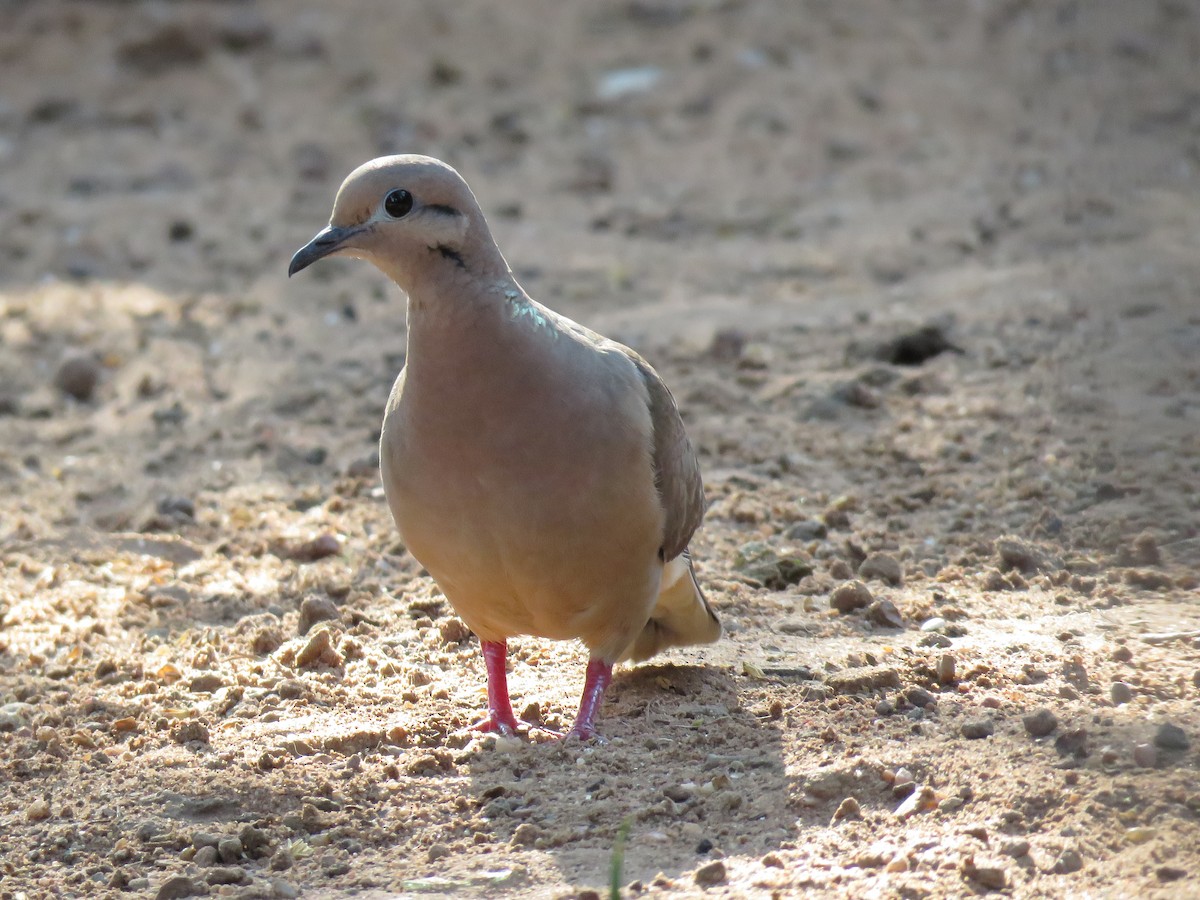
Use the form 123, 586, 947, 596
252, 624, 284, 656
1023, 708, 1058, 737
906, 687, 935, 709
520, 700, 543, 725
157, 495, 196, 520
694, 860, 727, 886
828, 558, 853, 579
1110, 682, 1133, 705
239, 825, 271, 857
829, 580, 872, 614
938, 796, 964, 813
962, 824, 988, 842
1132, 743, 1157, 768
1157, 865, 1187, 882
1154, 722, 1190, 751
894, 785, 937, 820
1001, 839, 1030, 858
297, 596, 339, 635
54, 351, 101, 401
1128, 532, 1161, 566
962, 718, 994, 740
189, 673, 223, 694
832, 796, 862, 821
963, 855, 1008, 889
866, 598, 905, 628
137, 820, 165, 841
193, 845, 218, 866
785, 518, 827, 541
511, 823, 539, 846
936, 653, 956, 684
995, 536, 1047, 573
168, 219, 194, 242
855, 841, 896, 867
193, 830, 222, 854
920, 617, 947, 633
295, 628, 342, 668
205, 867, 246, 886
285, 533, 341, 562
1054, 728, 1089, 758
156, 875, 204, 900
26, 799, 51, 821
1051, 848, 1084, 874
172, 721, 210, 745
664, 784, 692, 803
217, 836, 243, 863
1111, 645, 1134, 663
858, 553, 903, 586
920, 632, 953, 648
438, 617, 471, 645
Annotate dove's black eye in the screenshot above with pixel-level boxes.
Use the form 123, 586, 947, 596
384, 189, 413, 218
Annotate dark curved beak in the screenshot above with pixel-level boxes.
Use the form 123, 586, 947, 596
288, 224, 359, 277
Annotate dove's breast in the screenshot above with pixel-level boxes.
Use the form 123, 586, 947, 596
379, 312, 666, 659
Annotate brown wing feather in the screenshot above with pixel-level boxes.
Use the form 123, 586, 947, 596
623, 351, 705, 560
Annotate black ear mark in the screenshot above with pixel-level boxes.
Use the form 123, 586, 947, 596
433, 245, 466, 269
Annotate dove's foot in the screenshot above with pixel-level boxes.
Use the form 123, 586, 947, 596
471, 639, 521, 736
563, 657, 613, 744
470, 709, 522, 736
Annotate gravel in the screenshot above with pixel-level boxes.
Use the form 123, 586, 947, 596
1023, 708, 1059, 737
54, 351, 101, 401
962, 718, 995, 740
829, 580, 873, 614
1110, 682, 1134, 705
857, 553, 903, 586
155, 875, 204, 900
694, 860, 727, 886
1133, 743, 1158, 768
1154, 723, 1190, 751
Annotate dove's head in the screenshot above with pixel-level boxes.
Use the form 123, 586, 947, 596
289, 155, 508, 293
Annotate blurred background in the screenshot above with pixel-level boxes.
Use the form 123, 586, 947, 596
2, 0, 1197, 553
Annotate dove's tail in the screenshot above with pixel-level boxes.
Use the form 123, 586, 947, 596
620, 550, 721, 663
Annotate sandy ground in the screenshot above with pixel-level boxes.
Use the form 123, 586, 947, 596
2, 1, 1199, 898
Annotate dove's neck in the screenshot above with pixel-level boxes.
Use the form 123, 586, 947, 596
402, 266, 538, 377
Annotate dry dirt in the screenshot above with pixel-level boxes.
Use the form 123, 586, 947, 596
2, 2, 1200, 898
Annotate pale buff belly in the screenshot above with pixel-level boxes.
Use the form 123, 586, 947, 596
380, 398, 665, 659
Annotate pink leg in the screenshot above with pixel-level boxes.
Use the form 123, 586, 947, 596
472, 640, 521, 735
566, 658, 613, 741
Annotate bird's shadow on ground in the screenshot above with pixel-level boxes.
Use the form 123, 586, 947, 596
458, 662, 796, 893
